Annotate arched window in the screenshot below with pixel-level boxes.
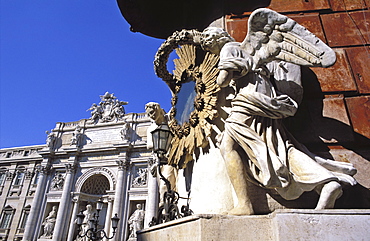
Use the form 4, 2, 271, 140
80, 174, 110, 195
0, 205, 14, 230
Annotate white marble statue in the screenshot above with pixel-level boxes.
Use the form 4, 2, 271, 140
87, 103, 103, 123
127, 204, 145, 239
76, 204, 93, 241
41, 206, 57, 238
121, 121, 132, 143
87, 92, 128, 124
145, 102, 178, 206
45, 130, 56, 150
70, 125, 83, 147
199, 8, 357, 215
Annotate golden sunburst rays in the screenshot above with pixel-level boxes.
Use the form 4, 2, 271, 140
167, 44, 220, 168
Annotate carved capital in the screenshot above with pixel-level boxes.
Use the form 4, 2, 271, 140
65, 163, 77, 174
35, 164, 51, 175
116, 158, 131, 171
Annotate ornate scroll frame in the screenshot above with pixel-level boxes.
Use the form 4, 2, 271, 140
154, 30, 220, 168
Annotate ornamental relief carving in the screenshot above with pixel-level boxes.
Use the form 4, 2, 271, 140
131, 167, 148, 188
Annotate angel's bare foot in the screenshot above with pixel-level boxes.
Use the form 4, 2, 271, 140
315, 181, 343, 210
226, 203, 254, 216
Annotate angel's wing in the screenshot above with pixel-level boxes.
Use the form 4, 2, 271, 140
241, 8, 336, 70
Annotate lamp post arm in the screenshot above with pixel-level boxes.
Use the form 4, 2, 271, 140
97, 229, 117, 240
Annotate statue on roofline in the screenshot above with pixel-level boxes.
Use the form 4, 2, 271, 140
87, 92, 128, 124
154, 8, 357, 216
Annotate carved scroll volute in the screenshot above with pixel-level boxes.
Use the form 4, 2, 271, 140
154, 30, 220, 168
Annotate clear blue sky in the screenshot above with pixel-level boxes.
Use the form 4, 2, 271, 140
0, 0, 172, 148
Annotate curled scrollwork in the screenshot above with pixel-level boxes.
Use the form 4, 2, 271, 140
154, 30, 220, 168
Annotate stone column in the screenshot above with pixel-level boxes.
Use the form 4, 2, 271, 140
67, 196, 80, 241
104, 198, 114, 241
52, 162, 77, 241
23, 163, 50, 241
112, 157, 131, 241
144, 156, 159, 228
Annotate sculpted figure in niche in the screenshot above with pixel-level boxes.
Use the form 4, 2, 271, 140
200, 9, 357, 215
76, 204, 94, 241
127, 204, 145, 240
41, 206, 57, 238
145, 102, 178, 206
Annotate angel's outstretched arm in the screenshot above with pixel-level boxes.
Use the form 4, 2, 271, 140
217, 69, 233, 87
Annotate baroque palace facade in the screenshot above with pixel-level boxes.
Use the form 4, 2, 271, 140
0, 93, 154, 241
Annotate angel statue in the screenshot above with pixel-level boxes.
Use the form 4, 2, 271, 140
199, 8, 357, 215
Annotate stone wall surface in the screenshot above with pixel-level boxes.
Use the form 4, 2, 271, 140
138, 210, 370, 241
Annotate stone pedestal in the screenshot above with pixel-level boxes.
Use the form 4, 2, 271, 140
137, 209, 370, 241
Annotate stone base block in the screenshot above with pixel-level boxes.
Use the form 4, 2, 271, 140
138, 209, 370, 241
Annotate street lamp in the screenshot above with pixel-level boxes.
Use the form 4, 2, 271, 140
150, 123, 192, 225
76, 200, 119, 241
151, 123, 173, 161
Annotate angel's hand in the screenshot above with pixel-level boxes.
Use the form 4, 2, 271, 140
254, 66, 270, 77
217, 69, 233, 87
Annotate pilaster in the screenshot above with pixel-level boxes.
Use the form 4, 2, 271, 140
112, 154, 132, 241
23, 162, 51, 241
52, 160, 77, 241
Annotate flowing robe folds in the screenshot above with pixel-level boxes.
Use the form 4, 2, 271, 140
219, 42, 356, 200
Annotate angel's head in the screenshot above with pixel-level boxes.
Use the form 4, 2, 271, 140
201, 27, 235, 55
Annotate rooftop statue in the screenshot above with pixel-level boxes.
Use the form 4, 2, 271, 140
87, 92, 128, 124
154, 8, 357, 215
